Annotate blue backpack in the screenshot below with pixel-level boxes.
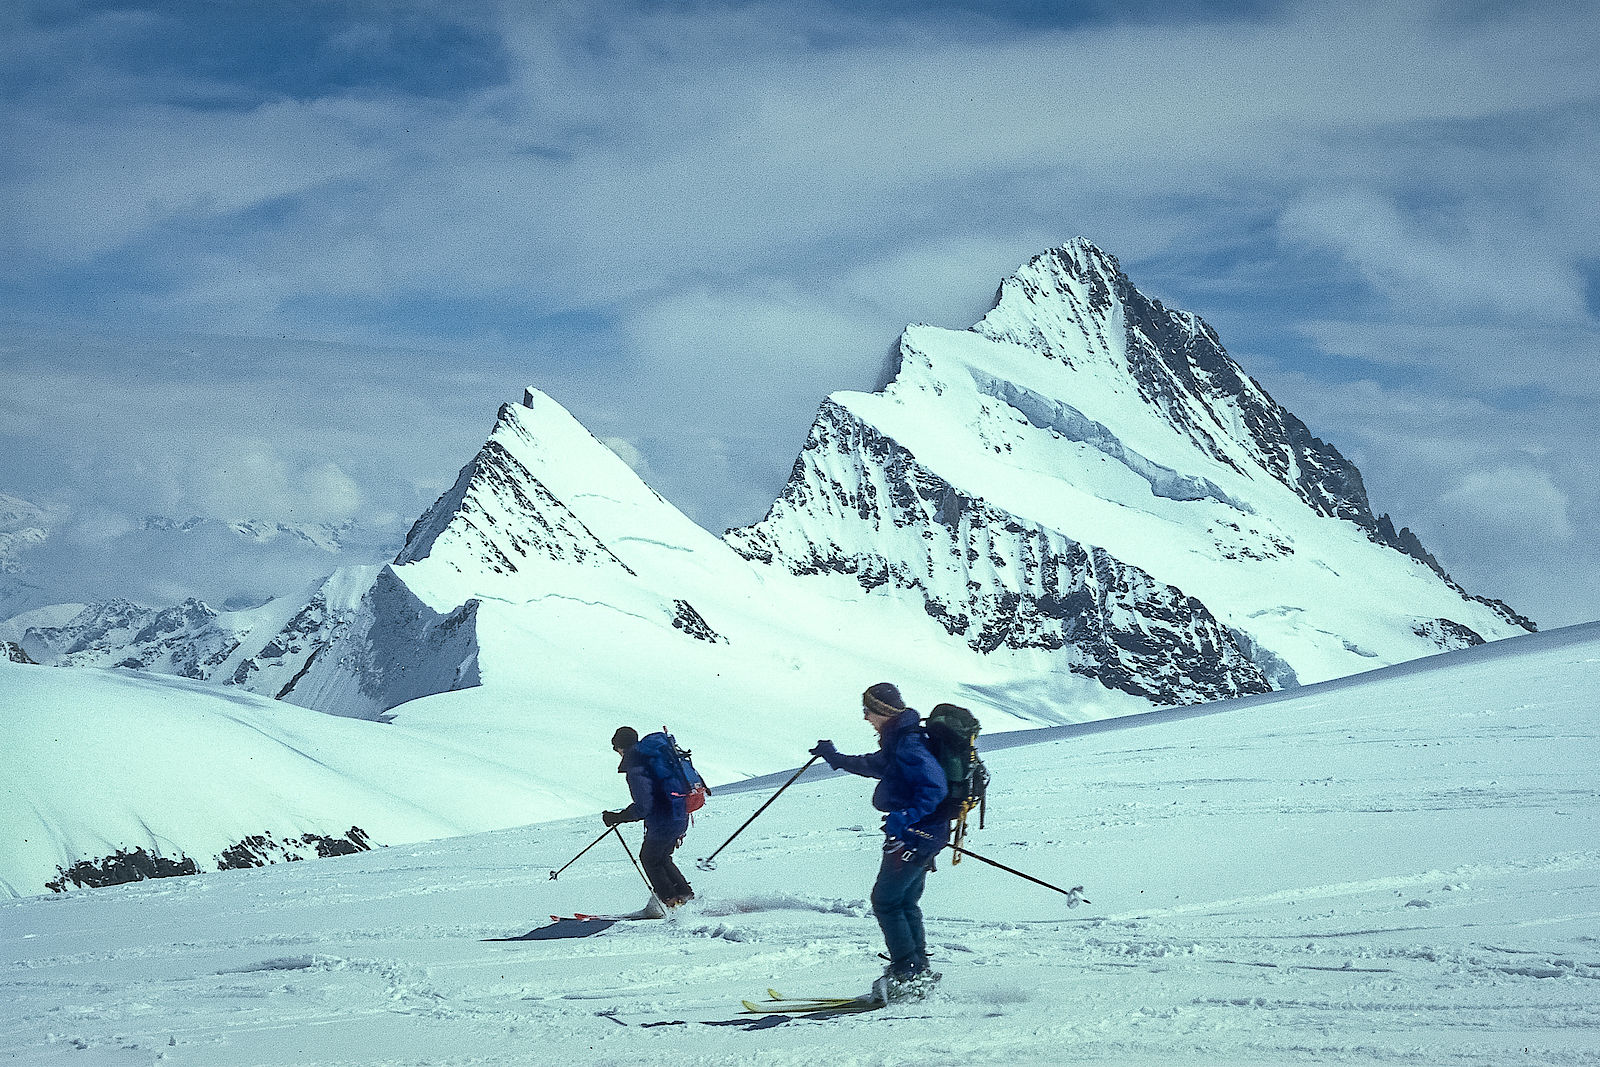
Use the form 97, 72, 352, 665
634, 730, 710, 813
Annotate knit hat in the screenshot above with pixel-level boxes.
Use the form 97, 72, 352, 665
862, 682, 905, 716
611, 726, 639, 750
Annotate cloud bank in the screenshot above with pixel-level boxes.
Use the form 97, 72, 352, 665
2, 0, 1596, 626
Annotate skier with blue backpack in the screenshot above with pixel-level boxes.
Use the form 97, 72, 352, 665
810, 682, 951, 1001
603, 726, 703, 908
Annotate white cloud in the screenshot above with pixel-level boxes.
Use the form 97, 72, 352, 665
1279, 190, 1592, 323
598, 436, 654, 482
59, 506, 137, 546
1292, 320, 1600, 398
1249, 365, 1598, 627
11, 0, 1597, 319
616, 279, 890, 424
168, 447, 366, 525
1435, 465, 1577, 543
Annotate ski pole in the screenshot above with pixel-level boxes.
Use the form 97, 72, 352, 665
549, 825, 619, 880
942, 840, 1089, 905
696, 755, 820, 871
612, 825, 654, 893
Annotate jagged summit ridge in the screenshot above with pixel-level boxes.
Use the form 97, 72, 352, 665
5, 240, 1534, 728
976, 240, 1375, 526
395, 395, 636, 580
972, 242, 1528, 631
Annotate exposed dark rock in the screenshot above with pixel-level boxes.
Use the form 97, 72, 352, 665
730, 401, 1270, 706
46, 848, 198, 892
216, 827, 375, 869
671, 600, 725, 643
396, 405, 636, 577
21, 597, 240, 677
44, 828, 377, 892
1412, 618, 1486, 650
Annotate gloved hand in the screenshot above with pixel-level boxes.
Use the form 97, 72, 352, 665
883, 809, 911, 840
602, 810, 623, 827
809, 740, 838, 765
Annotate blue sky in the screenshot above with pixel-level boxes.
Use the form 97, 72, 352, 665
2, 0, 1596, 627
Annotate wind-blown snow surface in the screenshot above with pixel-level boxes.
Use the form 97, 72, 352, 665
3, 625, 1595, 1065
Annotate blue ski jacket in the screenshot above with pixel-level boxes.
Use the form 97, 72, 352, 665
616, 747, 689, 839
825, 708, 950, 847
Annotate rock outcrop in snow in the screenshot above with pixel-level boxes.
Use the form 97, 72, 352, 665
727, 397, 1269, 705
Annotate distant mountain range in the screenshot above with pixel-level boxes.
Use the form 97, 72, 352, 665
5, 239, 1529, 715
0, 502, 395, 621
0, 239, 1537, 894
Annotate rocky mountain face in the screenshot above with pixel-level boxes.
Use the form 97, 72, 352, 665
17, 598, 238, 678
727, 398, 1269, 705
17, 567, 478, 721
0, 493, 56, 619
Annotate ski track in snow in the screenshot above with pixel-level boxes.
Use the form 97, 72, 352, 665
2, 629, 1598, 1065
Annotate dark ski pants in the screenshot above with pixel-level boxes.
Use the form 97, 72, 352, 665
640, 832, 692, 902
872, 838, 940, 977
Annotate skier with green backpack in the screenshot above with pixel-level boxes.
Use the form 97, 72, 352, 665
809, 683, 987, 1001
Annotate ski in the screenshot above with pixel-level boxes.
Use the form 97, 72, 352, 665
549, 901, 667, 922
763, 988, 863, 1006
740, 987, 887, 1015
740, 997, 883, 1015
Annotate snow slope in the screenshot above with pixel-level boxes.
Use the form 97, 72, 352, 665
2, 623, 1594, 1065
0, 663, 609, 899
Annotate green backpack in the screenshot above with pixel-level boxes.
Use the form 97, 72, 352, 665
923, 703, 989, 826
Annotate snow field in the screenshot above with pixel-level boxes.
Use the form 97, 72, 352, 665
1, 624, 1596, 1065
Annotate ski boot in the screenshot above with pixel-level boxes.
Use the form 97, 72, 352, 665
873, 967, 942, 1003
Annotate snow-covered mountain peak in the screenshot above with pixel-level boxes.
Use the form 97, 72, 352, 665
732, 241, 1533, 691
969, 239, 1369, 526
393, 387, 755, 618
0, 240, 1553, 913
394, 391, 639, 594
0, 493, 56, 574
